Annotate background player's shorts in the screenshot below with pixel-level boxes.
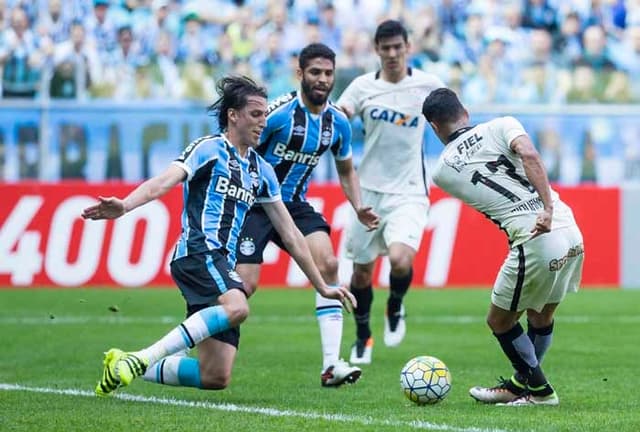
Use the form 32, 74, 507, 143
170, 250, 246, 348
345, 189, 429, 264
492, 225, 584, 313
236, 201, 330, 264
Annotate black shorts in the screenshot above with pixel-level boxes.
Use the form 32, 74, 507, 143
236, 201, 331, 264
170, 250, 245, 348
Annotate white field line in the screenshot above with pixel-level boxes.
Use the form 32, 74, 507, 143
1, 314, 639, 326
0, 383, 511, 432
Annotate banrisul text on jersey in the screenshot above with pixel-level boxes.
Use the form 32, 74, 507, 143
256, 91, 352, 202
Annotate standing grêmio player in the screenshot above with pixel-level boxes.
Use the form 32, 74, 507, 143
235, 43, 379, 387
336, 20, 444, 364
82, 76, 356, 396
422, 87, 584, 406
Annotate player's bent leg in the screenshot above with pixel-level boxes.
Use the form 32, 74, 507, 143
197, 336, 237, 390
306, 231, 362, 384
142, 351, 200, 388
526, 304, 558, 364
316, 291, 345, 369
350, 262, 375, 364
384, 243, 415, 347
217, 289, 250, 325
235, 263, 261, 298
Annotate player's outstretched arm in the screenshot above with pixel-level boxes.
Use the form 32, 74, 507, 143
81, 164, 186, 220
261, 199, 357, 312
511, 135, 553, 238
335, 158, 380, 231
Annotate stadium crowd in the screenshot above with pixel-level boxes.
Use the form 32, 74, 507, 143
0, 0, 639, 103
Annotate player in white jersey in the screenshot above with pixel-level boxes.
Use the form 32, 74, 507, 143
423, 88, 584, 406
337, 20, 444, 364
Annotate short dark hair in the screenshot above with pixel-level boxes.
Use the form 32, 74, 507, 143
374, 20, 408, 44
422, 88, 466, 125
208, 76, 267, 130
298, 43, 335, 70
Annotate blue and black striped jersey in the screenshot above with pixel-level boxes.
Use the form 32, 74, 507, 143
172, 134, 280, 266
256, 91, 352, 202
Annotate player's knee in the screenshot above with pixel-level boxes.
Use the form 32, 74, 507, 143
319, 255, 339, 281
243, 280, 258, 297
388, 254, 413, 274
223, 297, 250, 325
200, 371, 231, 390
351, 268, 372, 288
486, 314, 514, 334
527, 313, 553, 329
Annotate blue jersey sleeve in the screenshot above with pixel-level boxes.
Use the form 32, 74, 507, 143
255, 156, 281, 203
331, 109, 353, 161
173, 136, 221, 181
259, 92, 296, 146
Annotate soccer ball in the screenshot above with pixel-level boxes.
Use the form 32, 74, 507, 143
400, 355, 452, 405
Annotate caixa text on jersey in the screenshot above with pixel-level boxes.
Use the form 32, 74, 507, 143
369, 108, 419, 127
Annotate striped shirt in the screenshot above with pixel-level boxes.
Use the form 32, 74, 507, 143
256, 91, 352, 202
172, 134, 281, 266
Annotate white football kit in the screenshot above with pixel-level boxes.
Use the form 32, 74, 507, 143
337, 68, 444, 262
431, 116, 584, 312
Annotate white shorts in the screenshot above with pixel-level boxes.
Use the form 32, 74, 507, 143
345, 189, 429, 264
492, 225, 584, 313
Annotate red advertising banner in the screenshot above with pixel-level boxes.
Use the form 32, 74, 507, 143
0, 183, 618, 288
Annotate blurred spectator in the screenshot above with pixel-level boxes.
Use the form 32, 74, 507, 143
496, 2, 529, 64
0, 7, 43, 98
175, 11, 214, 64
627, 0, 640, 27
332, 28, 374, 98
440, 11, 486, 69
407, 5, 443, 71
101, 25, 144, 99
576, 25, 616, 70
256, 3, 305, 55
436, 0, 468, 37
318, 2, 342, 53
610, 25, 640, 100
180, 60, 215, 101
84, 0, 118, 55
136, 0, 179, 58
553, 11, 583, 67
572, 23, 631, 101
35, 0, 72, 44
250, 31, 288, 89
582, 0, 627, 35
332, 0, 386, 31
462, 53, 505, 103
0, 0, 10, 32
50, 20, 102, 99
0, 0, 637, 105
226, 6, 256, 61
521, 0, 558, 33
566, 59, 631, 103
137, 30, 181, 99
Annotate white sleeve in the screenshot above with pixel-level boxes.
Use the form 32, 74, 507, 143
499, 116, 528, 148
336, 77, 362, 116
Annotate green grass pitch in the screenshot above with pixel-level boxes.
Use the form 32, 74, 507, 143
1, 287, 639, 432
